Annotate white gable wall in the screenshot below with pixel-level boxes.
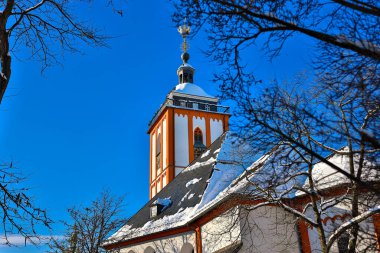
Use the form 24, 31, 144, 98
175, 113, 189, 176
151, 133, 156, 180
239, 205, 299, 253
306, 198, 378, 253
201, 206, 242, 253
210, 119, 223, 144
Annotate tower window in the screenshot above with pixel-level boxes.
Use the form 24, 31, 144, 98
156, 133, 161, 171
194, 128, 206, 159
183, 73, 188, 83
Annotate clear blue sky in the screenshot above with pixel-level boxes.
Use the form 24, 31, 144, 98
0, 0, 313, 252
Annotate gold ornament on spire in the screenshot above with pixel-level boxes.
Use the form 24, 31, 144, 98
178, 18, 191, 53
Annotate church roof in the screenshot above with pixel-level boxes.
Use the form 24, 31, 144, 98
103, 132, 379, 249
103, 132, 258, 247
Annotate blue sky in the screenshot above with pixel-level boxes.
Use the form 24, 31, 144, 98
0, 0, 313, 252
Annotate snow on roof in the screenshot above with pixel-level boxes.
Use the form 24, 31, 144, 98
106, 205, 200, 245
192, 149, 276, 216
174, 83, 214, 98
199, 133, 257, 208
177, 63, 195, 70
195, 143, 380, 211
304, 148, 379, 191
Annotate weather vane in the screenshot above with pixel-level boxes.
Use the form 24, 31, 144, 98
178, 18, 191, 53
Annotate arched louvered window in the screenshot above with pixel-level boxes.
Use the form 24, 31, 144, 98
194, 128, 203, 145
156, 133, 161, 171
194, 127, 206, 159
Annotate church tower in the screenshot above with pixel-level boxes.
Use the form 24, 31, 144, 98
147, 21, 230, 199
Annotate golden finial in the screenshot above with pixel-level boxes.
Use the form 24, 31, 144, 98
178, 18, 191, 53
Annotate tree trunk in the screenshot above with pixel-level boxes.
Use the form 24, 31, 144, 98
0, 0, 12, 104
0, 30, 11, 104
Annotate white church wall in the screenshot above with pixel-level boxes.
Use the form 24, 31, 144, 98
117, 231, 196, 253
239, 205, 299, 253
210, 119, 223, 144
175, 113, 189, 175
151, 133, 156, 180
193, 116, 206, 144
308, 216, 377, 253
308, 224, 322, 252
201, 207, 242, 253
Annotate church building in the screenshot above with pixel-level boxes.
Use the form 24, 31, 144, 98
102, 22, 380, 253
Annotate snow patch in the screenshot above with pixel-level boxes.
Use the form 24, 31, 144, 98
186, 178, 201, 188
180, 191, 191, 203
213, 148, 221, 154
184, 157, 216, 172
174, 83, 214, 98
152, 197, 172, 211
201, 150, 210, 158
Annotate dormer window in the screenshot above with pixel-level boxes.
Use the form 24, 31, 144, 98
150, 205, 159, 218
150, 197, 172, 218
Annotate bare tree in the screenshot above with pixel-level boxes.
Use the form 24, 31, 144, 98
0, 161, 52, 246
172, 0, 380, 252
0, 0, 125, 104
0, 0, 125, 247
48, 190, 127, 253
